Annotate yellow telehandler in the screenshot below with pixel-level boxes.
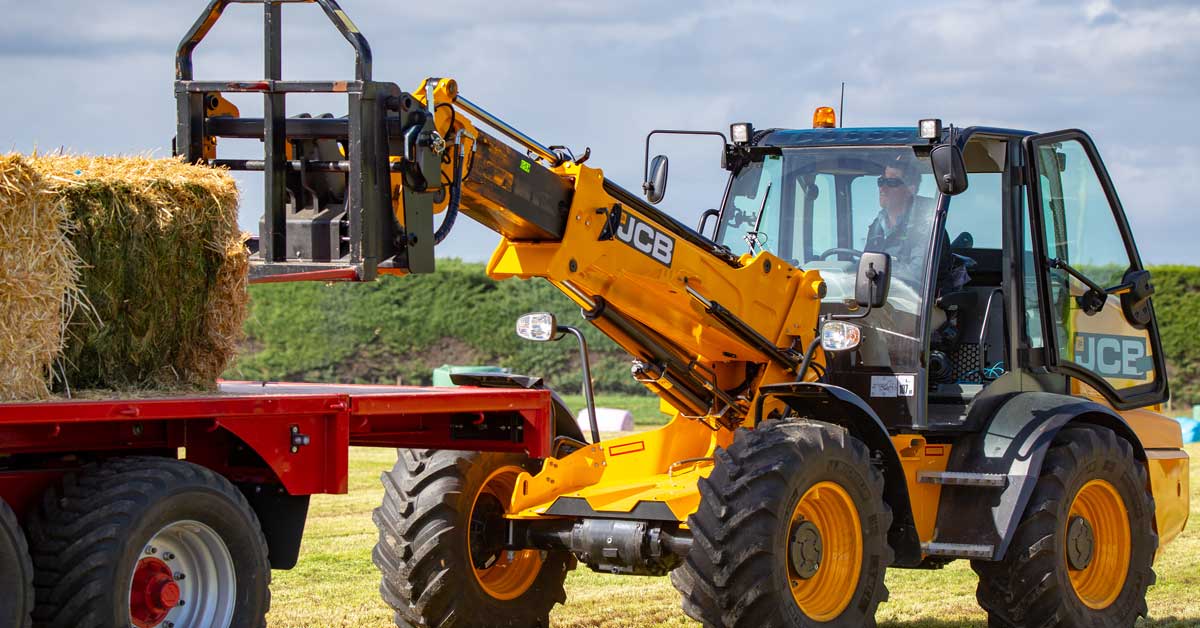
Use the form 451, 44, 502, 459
175, 2, 1189, 626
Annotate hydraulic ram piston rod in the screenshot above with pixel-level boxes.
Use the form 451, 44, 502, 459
455, 96, 559, 164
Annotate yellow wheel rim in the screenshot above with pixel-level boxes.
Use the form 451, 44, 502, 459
468, 465, 542, 601
787, 481, 863, 621
1067, 479, 1130, 610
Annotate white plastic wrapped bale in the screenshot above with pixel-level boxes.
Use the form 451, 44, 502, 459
576, 407, 635, 433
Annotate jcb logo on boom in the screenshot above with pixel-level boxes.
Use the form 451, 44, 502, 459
613, 214, 674, 267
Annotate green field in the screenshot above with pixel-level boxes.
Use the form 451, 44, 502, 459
265, 442, 1199, 627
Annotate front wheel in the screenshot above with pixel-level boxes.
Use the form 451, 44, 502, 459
372, 449, 573, 628
27, 457, 271, 628
1, 497, 34, 628
972, 425, 1157, 627
672, 419, 893, 627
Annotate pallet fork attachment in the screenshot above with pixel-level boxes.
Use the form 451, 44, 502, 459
174, 0, 440, 281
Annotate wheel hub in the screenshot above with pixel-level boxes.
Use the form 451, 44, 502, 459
129, 520, 236, 628
1066, 514, 1095, 570
130, 557, 180, 628
788, 518, 823, 580
469, 493, 507, 570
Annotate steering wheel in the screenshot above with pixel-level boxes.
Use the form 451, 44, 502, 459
816, 247, 864, 261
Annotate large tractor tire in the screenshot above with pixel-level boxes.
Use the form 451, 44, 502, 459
373, 449, 573, 628
0, 497, 34, 628
672, 419, 893, 628
972, 425, 1156, 627
27, 457, 272, 628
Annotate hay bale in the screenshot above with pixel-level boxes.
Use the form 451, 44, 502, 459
0, 155, 81, 400
31, 155, 249, 392
0, 154, 248, 398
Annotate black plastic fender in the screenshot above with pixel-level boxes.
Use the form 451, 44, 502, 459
932, 391, 1145, 561
755, 382, 923, 566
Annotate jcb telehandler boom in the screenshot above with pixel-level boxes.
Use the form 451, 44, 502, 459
177, 2, 1189, 627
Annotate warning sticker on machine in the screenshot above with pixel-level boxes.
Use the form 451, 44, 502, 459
871, 375, 915, 398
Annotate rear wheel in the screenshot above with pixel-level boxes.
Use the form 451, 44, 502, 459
0, 497, 34, 628
972, 425, 1156, 627
672, 419, 893, 627
27, 456, 271, 628
372, 449, 573, 628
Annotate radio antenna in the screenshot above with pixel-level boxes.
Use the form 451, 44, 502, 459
839, 82, 845, 128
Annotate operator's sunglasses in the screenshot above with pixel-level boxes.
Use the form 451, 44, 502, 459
877, 176, 907, 188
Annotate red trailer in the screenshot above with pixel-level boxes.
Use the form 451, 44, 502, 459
0, 380, 555, 628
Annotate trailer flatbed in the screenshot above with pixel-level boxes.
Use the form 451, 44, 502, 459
0, 381, 553, 518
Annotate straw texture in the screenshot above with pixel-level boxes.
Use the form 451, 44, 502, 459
0, 154, 247, 399
0, 155, 81, 400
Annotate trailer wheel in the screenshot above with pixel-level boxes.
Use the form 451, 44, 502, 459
672, 419, 893, 628
1, 497, 34, 628
373, 449, 573, 628
27, 456, 271, 628
972, 425, 1156, 627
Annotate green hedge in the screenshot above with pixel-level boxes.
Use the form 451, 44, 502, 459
1148, 266, 1200, 408
226, 259, 645, 394
227, 261, 1200, 407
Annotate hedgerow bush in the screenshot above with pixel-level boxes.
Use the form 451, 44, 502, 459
227, 261, 1200, 405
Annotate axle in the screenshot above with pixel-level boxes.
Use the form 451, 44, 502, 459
506, 518, 692, 576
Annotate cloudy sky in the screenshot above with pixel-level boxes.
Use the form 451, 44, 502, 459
2, 0, 1197, 264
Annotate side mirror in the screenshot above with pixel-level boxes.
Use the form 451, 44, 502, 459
697, 208, 720, 238
930, 144, 968, 196
1119, 268, 1155, 329
515, 312, 559, 342
643, 155, 668, 204
855, 252, 891, 309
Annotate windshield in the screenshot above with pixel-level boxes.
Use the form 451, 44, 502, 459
716, 146, 940, 376
717, 146, 937, 304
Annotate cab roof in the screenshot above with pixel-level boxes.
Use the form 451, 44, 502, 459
759, 126, 1033, 148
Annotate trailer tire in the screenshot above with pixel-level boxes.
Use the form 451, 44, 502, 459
672, 419, 893, 628
373, 449, 573, 628
1, 497, 34, 628
27, 456, 271, 628
971, 425, 1156, 628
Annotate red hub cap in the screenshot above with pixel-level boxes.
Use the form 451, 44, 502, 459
130, 557, 181, 628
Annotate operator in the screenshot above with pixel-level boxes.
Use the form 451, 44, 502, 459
857, 153, 963, 366
865, 154, 952, 290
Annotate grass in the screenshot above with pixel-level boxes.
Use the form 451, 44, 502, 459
558, 393, 671, 426
266, 443, 1200, 628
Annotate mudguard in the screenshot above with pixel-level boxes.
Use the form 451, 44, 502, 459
931, 391, 1144, 561
756, 382, 923, 566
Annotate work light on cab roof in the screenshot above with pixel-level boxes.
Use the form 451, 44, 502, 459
919, 118, 943, 140
729, 122, 754, 145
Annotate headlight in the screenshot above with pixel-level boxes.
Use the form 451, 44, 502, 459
820, 321, 861, 352
515, 312, 558, 342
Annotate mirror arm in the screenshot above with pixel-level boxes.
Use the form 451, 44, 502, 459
1047, 257, 1111, 315
558, 325, 600, 444
642, 129, 730, 184
697, 208, 720, 239
831, 280, 874, 321
1046, 257, 1107, 294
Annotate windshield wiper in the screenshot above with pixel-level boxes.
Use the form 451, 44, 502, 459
744, 182, 772, 254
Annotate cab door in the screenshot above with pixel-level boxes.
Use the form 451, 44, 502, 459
1023, 129, 1167, 409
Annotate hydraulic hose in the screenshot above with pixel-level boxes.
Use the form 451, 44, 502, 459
433, 140, 463, 245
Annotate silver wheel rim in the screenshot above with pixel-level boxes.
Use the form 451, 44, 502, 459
129, 520, 236, 628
